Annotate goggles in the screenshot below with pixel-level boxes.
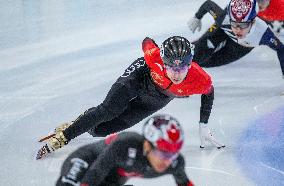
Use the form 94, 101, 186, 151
231, 21, 252, 29
152, 149, 179, 161
164, 54, 193, 73
165, 64, 189, 73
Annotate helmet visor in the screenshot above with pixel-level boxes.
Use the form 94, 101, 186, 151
152, 149, 179, 161
164, 54, 193, 73
165, 64, 189, 73
163, 53, 193, 67
231, 21, 252, 29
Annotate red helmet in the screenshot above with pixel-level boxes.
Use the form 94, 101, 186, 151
143, 114, 184, 153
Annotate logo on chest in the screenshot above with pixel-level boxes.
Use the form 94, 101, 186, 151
177, 89, 183, 94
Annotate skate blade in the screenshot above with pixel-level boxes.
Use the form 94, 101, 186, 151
205, 136, 225, 149
217, 145, 226, 149
211, 140, 225, 149
38, 133, 55, 142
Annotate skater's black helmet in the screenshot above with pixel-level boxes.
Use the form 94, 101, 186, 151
160, 36, 194, 67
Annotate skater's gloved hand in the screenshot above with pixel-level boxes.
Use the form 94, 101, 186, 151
178, 180, 195, 186
187, 16, 202, 33
199, 122, 225, 149
186, 180, 194, 186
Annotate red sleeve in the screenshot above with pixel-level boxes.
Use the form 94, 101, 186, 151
142, 37, 164, 70
144, 47, 163, 70
258, 0, 284, 21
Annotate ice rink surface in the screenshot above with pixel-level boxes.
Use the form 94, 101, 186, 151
0, 1, 283, 186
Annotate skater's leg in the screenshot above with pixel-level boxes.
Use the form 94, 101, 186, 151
200, 39, 253, 67
89, 96, 172, 137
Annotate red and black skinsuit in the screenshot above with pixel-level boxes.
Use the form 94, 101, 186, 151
56, 132, 194, 186
62, 38, 214, 141
258, 0, 284, 21
258, 0, 284, 34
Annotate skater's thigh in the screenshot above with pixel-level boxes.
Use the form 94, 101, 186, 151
93, 104, 158, 136
193, 33, 214, 63
94, 96, 171, 136
193, 27, 228, 64
200, 40, 253, 67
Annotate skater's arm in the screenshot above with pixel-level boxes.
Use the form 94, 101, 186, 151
260, 28, 284, 76
80, 140, 125, 186
200, 86, 214, 124
187, 0, 226, 33
172, 155, 194, 186
195, 0, 225, 21
190, 64, 214, 124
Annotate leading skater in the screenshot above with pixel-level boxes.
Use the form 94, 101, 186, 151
187, 0, 284, 71
56, 114, 195, 186
36, 36, 225, 160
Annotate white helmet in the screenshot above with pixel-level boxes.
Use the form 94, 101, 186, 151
143, 114, 184, 153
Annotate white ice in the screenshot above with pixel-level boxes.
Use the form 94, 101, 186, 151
0, 1, 283, 186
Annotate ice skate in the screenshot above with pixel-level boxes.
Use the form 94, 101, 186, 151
36, 123, 70, 159
38, 122, 70, 142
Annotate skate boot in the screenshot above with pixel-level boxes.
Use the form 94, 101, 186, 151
36, 123, 70, 159
199, 123, 225, 149
38, 122, 71, 142
54, 122, 71, 134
